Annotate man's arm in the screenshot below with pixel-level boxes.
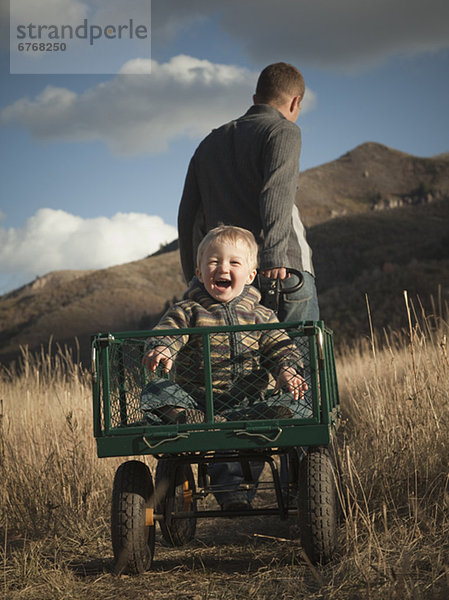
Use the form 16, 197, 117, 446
258, 123, 301, 273
178, 157, 201, 283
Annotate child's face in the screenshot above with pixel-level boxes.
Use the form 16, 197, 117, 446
196, 240, 257, 303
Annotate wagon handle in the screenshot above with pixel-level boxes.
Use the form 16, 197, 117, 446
256, 269, 303, 312
279, 268, 304, 295
91, 344, 97, 383
142, 432, 190, 449
235, 427, 282, 443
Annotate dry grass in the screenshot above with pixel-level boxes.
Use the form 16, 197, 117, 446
1, 302, 449, 599
331, 297, 449, 598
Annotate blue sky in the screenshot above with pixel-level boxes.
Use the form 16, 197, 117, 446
1, 0, 448, 295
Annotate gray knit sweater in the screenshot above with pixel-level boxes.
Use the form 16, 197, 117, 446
178, 104, 314, 282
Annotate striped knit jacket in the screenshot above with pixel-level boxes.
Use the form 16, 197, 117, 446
145, 281, 301, 409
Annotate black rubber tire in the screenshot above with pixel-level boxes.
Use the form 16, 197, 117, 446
297, 446, 338, 564
155, 458, 197, 546
111, 460, 155, 575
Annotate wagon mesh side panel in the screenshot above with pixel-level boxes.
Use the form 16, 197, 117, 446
103, 325, 315, 429
107, 339, 147, 428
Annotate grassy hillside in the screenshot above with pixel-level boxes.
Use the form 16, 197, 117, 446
1, 199, 447, 365
0, 252, 186, 365
309, 197, 449, 341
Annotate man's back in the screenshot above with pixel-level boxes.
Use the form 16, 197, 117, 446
179, 104, 312, 282
194, 104, 299, 232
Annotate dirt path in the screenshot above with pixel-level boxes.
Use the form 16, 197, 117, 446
67, 513, 321, 600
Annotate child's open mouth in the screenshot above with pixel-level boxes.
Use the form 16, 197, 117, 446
215, 279, 231, 289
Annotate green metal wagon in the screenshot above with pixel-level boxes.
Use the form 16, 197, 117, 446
91, 320, 340, 574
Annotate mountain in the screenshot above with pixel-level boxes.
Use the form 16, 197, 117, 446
297, 142, 449, 225
1, 143, 448, 366
0, 252, 186, 366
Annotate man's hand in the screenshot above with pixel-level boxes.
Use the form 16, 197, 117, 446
259, 267, 288, 280
142, 346, 173, 373
275, 366, 308, 400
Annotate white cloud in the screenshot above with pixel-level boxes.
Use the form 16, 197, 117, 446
0, 209, 177, 290
0, 55, 316, 155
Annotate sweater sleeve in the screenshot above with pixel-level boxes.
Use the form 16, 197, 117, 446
145, 304, 191, 358
258, 311, 302, 375
178, 157, 202, 283
258, 123, 301, 270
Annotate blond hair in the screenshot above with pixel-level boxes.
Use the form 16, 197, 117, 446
196, 225, 258, 271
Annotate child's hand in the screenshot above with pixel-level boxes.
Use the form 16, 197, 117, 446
142, 346, 173, 373
275, 366, 308, 400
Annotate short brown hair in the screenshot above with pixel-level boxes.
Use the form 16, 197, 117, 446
254, 62, 305, 106
196, 225, 258, 271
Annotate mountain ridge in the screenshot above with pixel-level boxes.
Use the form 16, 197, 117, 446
297, 141, 449, 225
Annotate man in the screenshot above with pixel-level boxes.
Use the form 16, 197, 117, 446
178, 62, 318, 322
177, 62, 317, 511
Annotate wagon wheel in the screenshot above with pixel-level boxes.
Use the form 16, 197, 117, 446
297, 446, 338, 564
111, 460, 155, 574
155, 458, 197, 546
